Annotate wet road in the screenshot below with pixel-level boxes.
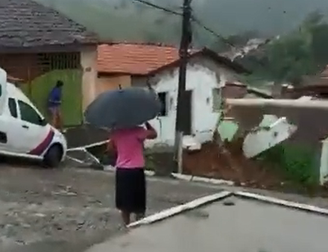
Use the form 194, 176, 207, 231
0, 165, 220, 252
87, 196, 328, 252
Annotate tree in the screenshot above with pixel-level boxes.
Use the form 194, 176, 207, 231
240, 11, 328, 85
266, 35, 316, 83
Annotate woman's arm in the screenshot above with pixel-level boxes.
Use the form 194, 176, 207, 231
106, 138, 116, 153
144, 122, 157, 139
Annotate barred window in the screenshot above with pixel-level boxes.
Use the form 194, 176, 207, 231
37, 52, 80, 70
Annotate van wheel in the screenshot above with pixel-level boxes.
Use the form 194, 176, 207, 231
43, 145, 63, 168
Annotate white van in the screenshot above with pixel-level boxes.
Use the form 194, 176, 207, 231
0, 68, 67, 167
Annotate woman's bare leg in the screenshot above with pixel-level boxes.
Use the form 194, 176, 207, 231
56, 109, 63, 131
50, 110, 57, 128
121, 211, 131, 226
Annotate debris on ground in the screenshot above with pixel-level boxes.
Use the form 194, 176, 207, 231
64, 125, 108, 149
183, 141, 285, 189
0, 166, 221, 252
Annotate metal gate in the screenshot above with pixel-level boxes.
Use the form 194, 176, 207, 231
0, 52, 83, 126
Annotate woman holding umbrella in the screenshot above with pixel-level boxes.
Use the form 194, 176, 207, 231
108, 122, 157, 226
84, 86, 161, 225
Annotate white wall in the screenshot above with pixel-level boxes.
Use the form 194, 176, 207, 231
320, 140, 328, 185
145, 62, 238, 148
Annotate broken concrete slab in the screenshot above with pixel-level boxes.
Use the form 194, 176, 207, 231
86, 193, 328, 252
64, 125, 108, 149
243, 116, 296, 158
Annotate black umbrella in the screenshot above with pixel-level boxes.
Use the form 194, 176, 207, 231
84, 87, 162, 129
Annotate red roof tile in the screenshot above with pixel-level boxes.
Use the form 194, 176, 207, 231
97, 43, 180, 75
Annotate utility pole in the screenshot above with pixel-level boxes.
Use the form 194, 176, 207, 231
173, 0, 192, 174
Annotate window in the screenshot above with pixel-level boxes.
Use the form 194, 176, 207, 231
8, 98, 18, 118
37, 52, 80, 70
212, 88, 222, 112
157, 92, 168, 116
18, 100, 45, 126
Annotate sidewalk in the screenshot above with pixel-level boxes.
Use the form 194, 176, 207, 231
85, 192, 328, 252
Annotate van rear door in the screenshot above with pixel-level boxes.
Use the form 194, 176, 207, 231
0, 98, 21, 153
0, 68, 10, 151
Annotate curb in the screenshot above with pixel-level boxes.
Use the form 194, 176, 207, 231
234, 191, 328, 216
103, 166, 156, 177
128, 191, 232, 228
127, 190, 328, 228
67, 141, 235, 187
172, 173, 234, 186
103, 166, 235, 186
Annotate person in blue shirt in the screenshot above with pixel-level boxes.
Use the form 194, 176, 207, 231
48, 80, 64, 130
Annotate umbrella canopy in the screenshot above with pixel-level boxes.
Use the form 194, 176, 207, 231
84, 87, 162, 129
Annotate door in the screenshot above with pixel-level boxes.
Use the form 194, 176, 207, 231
15, 99, 50, 154
0, 68, 7, 115
0, 68, 11, 151
0, 97, 32, 153
0, 115, 10, 151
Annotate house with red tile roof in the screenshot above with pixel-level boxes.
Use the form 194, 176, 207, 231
96, 42, 249, 147
96, 43, 247, 93
278, 65, 328, 99
98, 43, 180, 75
96, 43, 181, 95
0, 0, 99, 126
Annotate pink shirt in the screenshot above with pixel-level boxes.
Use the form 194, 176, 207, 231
110, 127, 148, 169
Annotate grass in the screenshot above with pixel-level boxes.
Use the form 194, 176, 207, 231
257, 143, 319, 186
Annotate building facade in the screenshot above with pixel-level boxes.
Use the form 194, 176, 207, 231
144, 53, 247, 147
0, 0, 98, 126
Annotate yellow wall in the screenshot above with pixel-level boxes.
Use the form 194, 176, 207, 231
80, 44, 132, 108
96, 75, 131, 96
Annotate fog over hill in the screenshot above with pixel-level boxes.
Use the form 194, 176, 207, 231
37, 0, 328, 47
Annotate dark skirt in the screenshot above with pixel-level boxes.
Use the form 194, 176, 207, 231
115, 168, 146, 213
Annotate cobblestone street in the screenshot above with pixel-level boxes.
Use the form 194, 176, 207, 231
0, 164, 220, 252
1, 161, 328, 252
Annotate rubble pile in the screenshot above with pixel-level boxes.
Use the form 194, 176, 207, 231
183, 141, 284, 188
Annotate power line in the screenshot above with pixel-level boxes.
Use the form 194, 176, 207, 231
192, 16, 240, 50
131, 0, 182, 16
192, 15, 272, 69
131, 0, 245, 52
132, 0, 270, 59
131, 0, 230, 47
